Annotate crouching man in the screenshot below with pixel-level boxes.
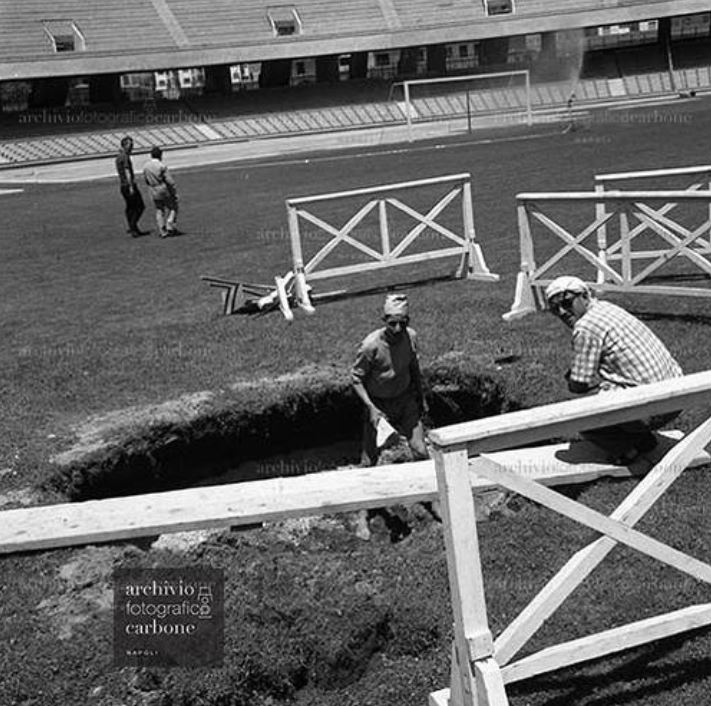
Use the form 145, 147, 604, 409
545, 275, 683, 464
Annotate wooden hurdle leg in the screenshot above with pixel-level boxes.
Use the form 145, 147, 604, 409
502, 271, 538, 321
294, 269, 315, 314
274, 275, 294, 322
433, 444, 509, 706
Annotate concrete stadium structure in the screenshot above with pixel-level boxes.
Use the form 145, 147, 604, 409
1, 1, 710, 98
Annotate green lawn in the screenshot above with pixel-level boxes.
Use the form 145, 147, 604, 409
1, 97, 711, 705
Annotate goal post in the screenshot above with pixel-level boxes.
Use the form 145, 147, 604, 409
400, 70, 533, 141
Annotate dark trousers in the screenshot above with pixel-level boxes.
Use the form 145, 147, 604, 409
120, 185, 145, 231
581, 411, 680, 460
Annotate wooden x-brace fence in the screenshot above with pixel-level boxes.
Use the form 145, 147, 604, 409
594, 165, 711, 282
504, 190, 711, 321
428, 370, 711, 706
279, 172, 498, 319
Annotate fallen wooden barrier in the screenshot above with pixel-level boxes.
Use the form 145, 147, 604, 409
0, 430, 707, 556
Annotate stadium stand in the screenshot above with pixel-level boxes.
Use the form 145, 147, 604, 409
615, 44, 668, 74
673, 37, 711, 68
388, 0, 486, 25
2, 3, 711, 167
0, 0, 180, 59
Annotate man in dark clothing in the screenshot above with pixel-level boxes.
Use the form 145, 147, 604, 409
115, 136, 146, 237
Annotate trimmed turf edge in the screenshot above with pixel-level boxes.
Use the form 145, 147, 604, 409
44, 357, 520, 501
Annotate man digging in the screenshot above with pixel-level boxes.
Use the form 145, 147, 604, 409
351, 293, 437, 540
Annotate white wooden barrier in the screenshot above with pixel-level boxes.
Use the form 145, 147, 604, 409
504, 190, 711, 320
427, 370, 711, 706
595, 165, 711, 283
276, 173, 499, 320
6, 431, 706, 555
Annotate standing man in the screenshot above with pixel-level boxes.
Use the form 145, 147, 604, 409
115, 136, 146, 237
545, 275, 683, 464
352, 293, 427, 467
143, 146, 179, 238
351, 293, 431, 540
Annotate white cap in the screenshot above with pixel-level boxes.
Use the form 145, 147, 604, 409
545, 276, 590, 302
384, 293, 409, 317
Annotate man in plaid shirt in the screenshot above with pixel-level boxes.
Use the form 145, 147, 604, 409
545, 275, 682, 464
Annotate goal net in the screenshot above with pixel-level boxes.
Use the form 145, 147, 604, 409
394, 70, 532, 136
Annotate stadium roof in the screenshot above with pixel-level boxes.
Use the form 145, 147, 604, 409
0, 0, 708, 80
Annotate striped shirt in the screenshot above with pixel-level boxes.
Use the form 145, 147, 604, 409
570, 300, 682, 390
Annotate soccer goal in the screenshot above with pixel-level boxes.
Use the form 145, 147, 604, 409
397, 69, 533, 140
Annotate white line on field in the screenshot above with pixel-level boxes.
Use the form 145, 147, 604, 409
212, 131, 558, 172
0, 188, 23, 195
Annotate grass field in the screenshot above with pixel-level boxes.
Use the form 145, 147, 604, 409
2, 96, 711, 705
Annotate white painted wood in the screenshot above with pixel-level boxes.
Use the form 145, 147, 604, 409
378, 198, 390, 257
530, 209, 621, 284
493, 416, 711, 665
428, 370, 711, 453
474, 658, 510, 705
306, 247, 465, 279
594, 182, 608, 285
479, 458, 711, 585
429, 689, 450, 706
6, 434, 702, 555
620, 203, 632, 284
501, 604, 711, 684
595, 284, 711, 298
386, 190, 463, 256
298, 204, 382, 265
595, 165, 711, 182
434, 445, 490, 706
517, 191, 711, 201
631, 207, 711, 280
286, 172, 471, 205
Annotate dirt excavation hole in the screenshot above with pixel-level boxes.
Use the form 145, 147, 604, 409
30, 360, 528, 702
45, 360, 521, 522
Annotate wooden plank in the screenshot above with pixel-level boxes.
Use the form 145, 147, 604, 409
286, 173, 470, 206
518, 191, 711, 202
502, 604, 711, 684
478, 459, 711, 585
493, 416, 711, 665
1, 433, 708, 555
429, 688, 451, 706
306, 247, 464, 280
595, 165, 711, 184
435, 445, 489, 706
428, 370, 711, 454
475, 658, 509, 705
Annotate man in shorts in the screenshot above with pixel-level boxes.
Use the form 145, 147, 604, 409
142, 146, 179, 238
352, 293, 427, 467
545, 275, 683, 464
351, 293, 432, 540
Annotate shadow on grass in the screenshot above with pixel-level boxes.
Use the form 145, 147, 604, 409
629, 310, 711, 327
508, 627, 711, 706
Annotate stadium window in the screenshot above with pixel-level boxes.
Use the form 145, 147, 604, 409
484, 0, 514, 17
43, 20, 85, 52
267, 6, 302, 37
374, 53, 391, 67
